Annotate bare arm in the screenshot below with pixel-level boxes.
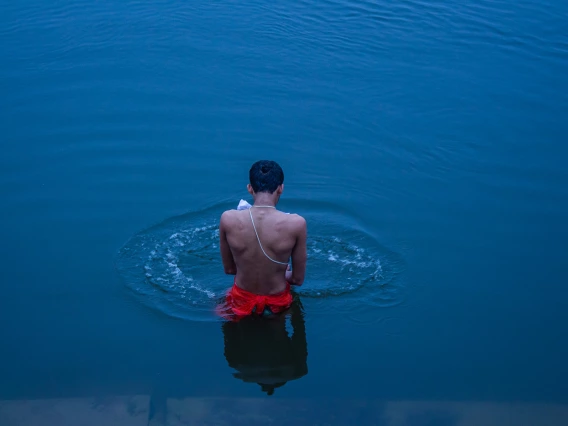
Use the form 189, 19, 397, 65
286, 216, 307, 286
219, 212, 237, 275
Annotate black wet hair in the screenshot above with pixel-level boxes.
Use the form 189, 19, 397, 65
249, 160, 284, 193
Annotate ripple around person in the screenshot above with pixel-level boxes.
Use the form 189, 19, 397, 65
116, 200, 405, 322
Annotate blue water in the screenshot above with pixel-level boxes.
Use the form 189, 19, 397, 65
1, 0, 568, 422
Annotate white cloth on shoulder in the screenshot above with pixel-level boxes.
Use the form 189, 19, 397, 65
237, 199, 253, 210
237, 199, 290, 214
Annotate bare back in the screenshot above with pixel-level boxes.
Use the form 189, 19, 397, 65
219, 208, 307, 295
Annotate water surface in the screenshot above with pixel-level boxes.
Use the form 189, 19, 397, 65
1, 0, 567, 423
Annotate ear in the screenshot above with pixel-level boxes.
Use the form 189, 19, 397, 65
277, 184, 284, 195
247, 184, 254, 196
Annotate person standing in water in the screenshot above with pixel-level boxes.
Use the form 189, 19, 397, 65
218, 160, 307, 319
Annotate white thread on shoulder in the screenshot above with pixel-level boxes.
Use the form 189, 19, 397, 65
249, 208, 289, 265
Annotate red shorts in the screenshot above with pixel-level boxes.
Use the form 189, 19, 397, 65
218, 280, 293, 321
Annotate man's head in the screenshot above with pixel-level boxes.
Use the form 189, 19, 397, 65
248, 160, 284, 197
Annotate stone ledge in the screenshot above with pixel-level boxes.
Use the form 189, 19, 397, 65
156, 398, 568, 426
2, 396, 567, 426
0, 395, 149, 426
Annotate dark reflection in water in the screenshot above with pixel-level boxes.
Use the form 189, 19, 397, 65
221, 295, 308, 395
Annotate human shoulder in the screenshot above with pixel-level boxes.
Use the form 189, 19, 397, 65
286, 213, 306, 231
220, 209, 239, 227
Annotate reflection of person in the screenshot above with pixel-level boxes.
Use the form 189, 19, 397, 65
218, 160, 307, 320
222, 296, 308, 395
